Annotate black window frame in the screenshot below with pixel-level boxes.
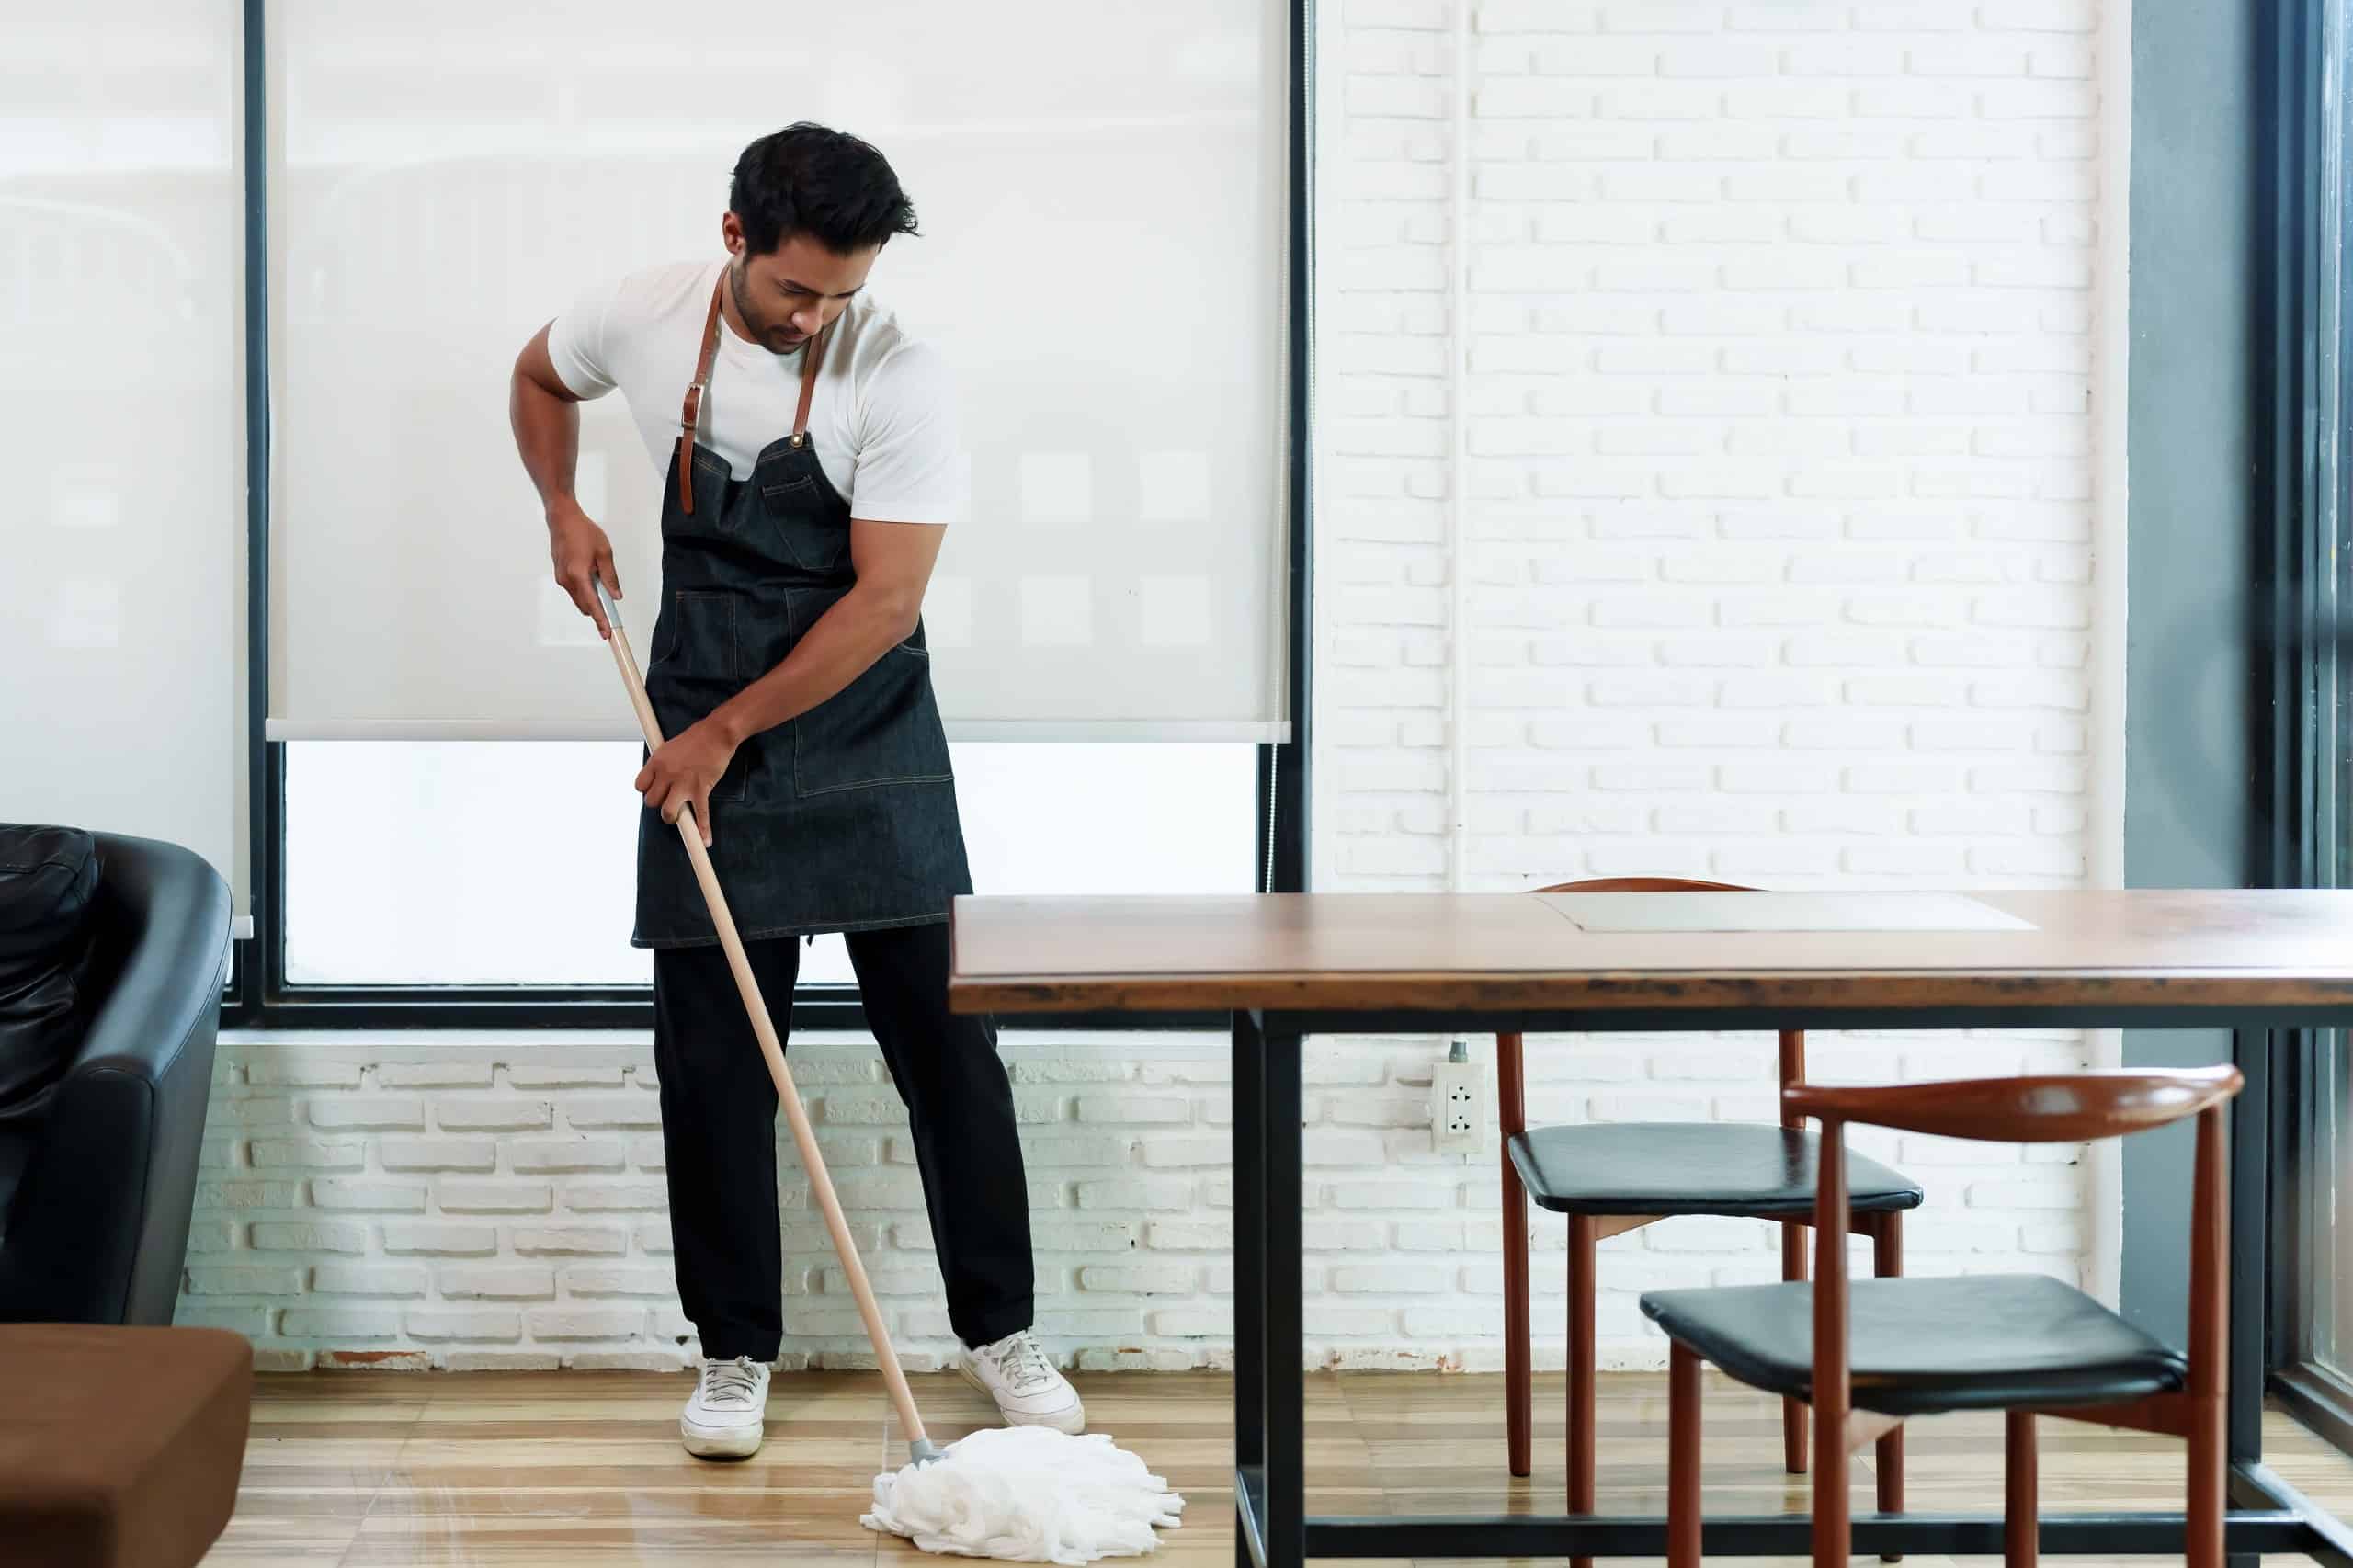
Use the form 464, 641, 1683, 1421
2257, 0, 2353, 1456
220, 0, 1314, 1033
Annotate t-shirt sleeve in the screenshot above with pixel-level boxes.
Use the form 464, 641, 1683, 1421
544, 277, 622, 401
849, 338, 967, 525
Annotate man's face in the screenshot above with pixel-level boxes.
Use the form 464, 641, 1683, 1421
723, 216, 880, 354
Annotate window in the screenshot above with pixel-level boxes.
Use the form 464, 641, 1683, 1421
280, 742, 1259, 988
223, 0, 1312, 1026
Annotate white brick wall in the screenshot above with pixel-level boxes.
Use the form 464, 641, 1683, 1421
184, 0, 2126, 1374
1307, 0, 2121, 1357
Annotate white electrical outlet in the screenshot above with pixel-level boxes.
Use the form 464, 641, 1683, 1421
1431, 1057, 1484, 1153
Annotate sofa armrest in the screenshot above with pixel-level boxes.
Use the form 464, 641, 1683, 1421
0, 835, 231, 1324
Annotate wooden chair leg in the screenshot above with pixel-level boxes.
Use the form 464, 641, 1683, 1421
1669, 1342, 1702, 1568
1504, 1157, 1532, 1479
1780, 1217, 1808, 1476
2005, 1412, 2037, 1568
2187, 1394, 2223, 1568
1873, 1213, 1904, 1562
1567, 1214, 1597, 1568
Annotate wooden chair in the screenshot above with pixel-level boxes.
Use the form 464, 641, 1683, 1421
1499, 878, 1922, 1563
1643, 1065, 2242, 1568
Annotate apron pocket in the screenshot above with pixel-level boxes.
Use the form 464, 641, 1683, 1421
757, 472, 847, 574
793, 642, 954, 797
644, 591, 748, 803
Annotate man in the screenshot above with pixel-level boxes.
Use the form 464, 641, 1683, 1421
508, 122, 1081, 1458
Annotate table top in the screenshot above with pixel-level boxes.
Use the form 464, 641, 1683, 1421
945, 889, 2353, 1024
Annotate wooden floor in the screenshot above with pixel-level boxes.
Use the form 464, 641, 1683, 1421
205, 1368, 2353, 1566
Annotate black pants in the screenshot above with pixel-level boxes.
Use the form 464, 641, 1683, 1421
651, 920, 1034, 1360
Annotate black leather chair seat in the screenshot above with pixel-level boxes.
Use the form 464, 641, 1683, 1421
1640, 1273, 2188, 1416
1508, 1122, 1924, 1217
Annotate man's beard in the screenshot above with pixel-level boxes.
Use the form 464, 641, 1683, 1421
728, 256, 801, 354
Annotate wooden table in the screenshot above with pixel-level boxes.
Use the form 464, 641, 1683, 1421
948, 889, 2353, 1568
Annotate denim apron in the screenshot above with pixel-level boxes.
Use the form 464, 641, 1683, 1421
631, 278, 973, 949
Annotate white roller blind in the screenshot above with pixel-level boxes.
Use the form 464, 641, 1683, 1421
266, 1, 1290, 743
1, 6, 248, 920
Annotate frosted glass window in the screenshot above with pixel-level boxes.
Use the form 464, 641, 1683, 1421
284, 743, 1257, 985
266, 0, 1289, 744
1, 2, 246, 915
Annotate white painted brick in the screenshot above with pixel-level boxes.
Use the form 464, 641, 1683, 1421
183, 1220, 239, 1254
512, 1138, 629, 1173
1074, 1096, 1192, 1125
1074, 1178, 1195, 1212
375, 1062, 494, 1088
563, 1182, 671, 1212
306, 1096, 425, 1131
175, 1305, 274, 1336
194, 1178, 303, 1210
505, 1064, 626, 1089
312, 1263, 429, 1297
248, 1059, 363, 1089
380, 1138, 497, 1173
249, 1221, 367, 1255
281, 1307, 401, 1340
1330, 1264, 1448, 1295
514, 1226, 630, 1256
407, 1309, 525, 1341
307, 1178, 426, 1212
1139, 1137, 1231, 1169
529, 1306, 648, 1340
1022, 1134, 1137, 1168
248, 1138, 365, 1171
438, 1264, 559, 1301
559, 1265, 676, 1298
185, 1265, 302, 1296
434, 1098, 554, 1131
563, 1096, 665, 1130
383, 1221, 498, 1256
438, 1180, 556, 1213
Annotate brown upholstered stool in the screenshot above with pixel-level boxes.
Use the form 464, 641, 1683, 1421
0, 1324, 251, 1568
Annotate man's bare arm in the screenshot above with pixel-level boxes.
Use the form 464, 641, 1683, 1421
511, 323, 620, 638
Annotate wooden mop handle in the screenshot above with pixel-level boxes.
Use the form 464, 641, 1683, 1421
594, 580, 929, 1449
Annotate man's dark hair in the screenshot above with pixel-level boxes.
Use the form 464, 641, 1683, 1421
730, 123, 918, 256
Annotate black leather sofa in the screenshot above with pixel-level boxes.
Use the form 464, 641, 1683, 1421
0, 829, 233, 1325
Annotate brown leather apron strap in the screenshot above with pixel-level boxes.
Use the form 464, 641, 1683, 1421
676, 276, 727, 514
790, 319, 832, 444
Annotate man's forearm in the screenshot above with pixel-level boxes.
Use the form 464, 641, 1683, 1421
706, 585, 919, 745
510, 368, 582, 514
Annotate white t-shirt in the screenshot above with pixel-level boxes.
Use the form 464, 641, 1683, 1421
546, 258, 965, 526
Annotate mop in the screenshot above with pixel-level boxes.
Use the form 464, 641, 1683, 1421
592, 581, 1184, 1564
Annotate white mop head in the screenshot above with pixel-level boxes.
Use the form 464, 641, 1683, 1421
862, 1426, 1186, 1565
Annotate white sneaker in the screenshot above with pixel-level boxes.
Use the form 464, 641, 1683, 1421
960, 1330, 1086, 1434
680, 1355, 770, 1459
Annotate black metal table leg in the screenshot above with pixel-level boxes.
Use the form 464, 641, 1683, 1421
2230, 1028, 2272, 1568
1261, 1013, 1306, 1568
1233, 1009, 1267, 1568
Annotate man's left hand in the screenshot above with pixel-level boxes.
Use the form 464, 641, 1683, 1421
636, 720, 737, 847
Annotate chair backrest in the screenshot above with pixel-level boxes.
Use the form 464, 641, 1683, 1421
1790, 1066, 2243, 1447
1785, 1069, 2243, 1142
1498, 879, 1801, 1137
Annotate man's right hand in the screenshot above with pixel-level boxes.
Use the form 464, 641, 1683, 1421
550, 500, 621, 639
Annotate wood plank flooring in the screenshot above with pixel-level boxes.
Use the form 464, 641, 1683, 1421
202, 1369, 2353, 1566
